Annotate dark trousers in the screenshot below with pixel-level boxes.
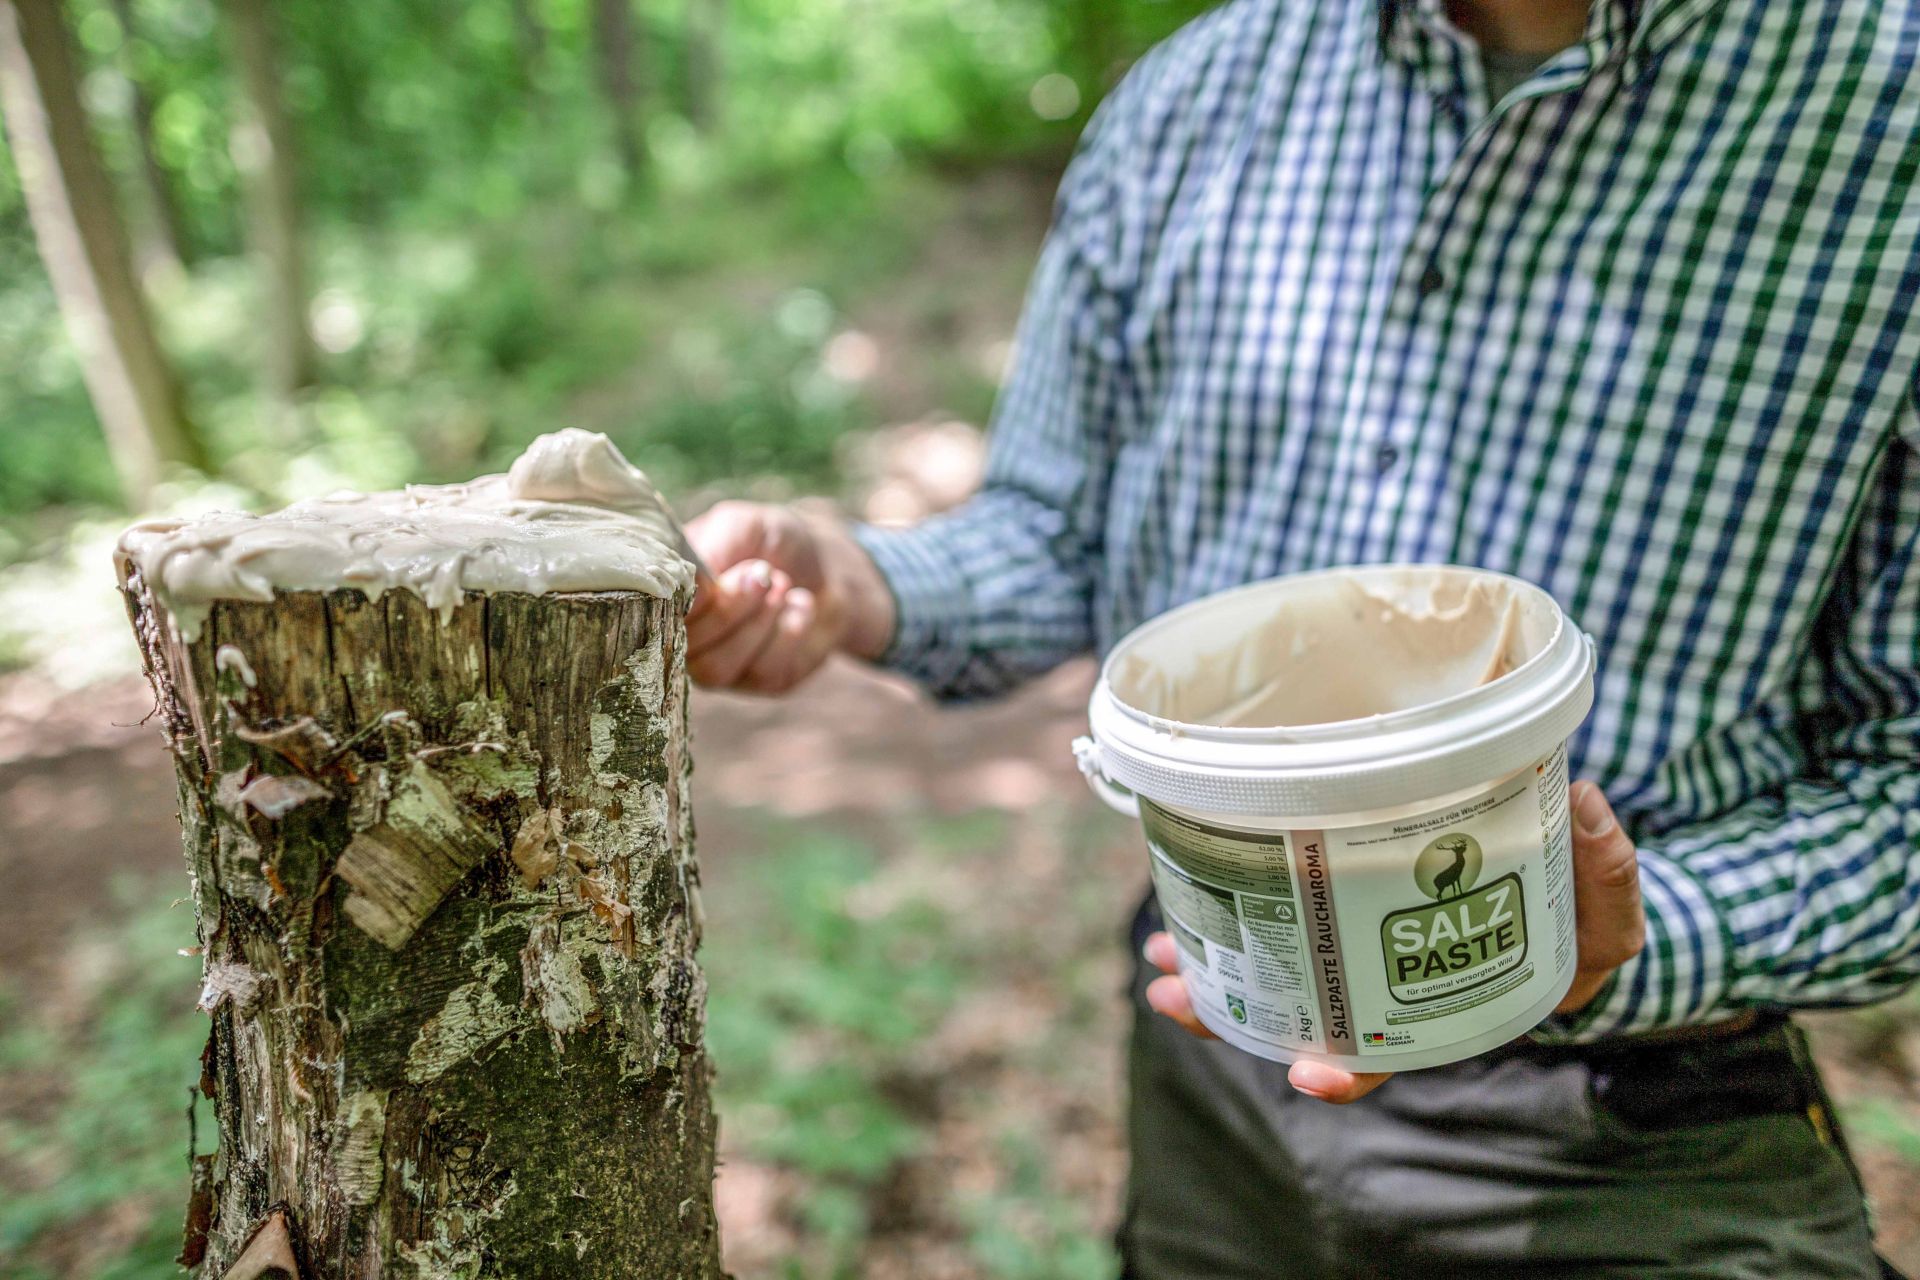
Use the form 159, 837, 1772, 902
1119, 898, 1886, 1280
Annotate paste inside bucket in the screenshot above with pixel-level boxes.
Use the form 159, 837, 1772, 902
1109, 569, 1559, 728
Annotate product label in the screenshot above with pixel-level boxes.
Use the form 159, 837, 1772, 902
1380, 871, 1526, 1004
1140, 745, 1575, 1060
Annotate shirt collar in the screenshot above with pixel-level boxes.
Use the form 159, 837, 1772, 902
1376, 0, 1721, 89
1379, 0, 1633, 65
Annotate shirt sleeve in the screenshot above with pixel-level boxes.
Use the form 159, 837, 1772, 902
852, 82, 1137, 701
1540, 423, 1920, 1041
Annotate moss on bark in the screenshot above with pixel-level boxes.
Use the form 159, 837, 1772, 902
123, 575, 721, 1278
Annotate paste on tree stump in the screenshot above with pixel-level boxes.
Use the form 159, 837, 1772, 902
115, 427, 695, 641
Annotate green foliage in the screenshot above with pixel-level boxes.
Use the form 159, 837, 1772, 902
962, 1133, 1117, 1280
704, 829, 963, 1265
0, 163, 943, 575
0, 0, 1214, 533
0, 884, 205, 1278
700, 811, 1127, 1278
1845, 1096, 1920, 1167
64, 0, 236, 255
0, 286, 122, 517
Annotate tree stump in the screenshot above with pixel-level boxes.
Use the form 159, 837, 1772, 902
123, 572, 721, 1278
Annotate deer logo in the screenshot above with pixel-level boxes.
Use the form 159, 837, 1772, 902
1414, 832, 1483, 901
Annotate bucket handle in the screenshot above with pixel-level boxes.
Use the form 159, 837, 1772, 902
1071, 736, 1140, 819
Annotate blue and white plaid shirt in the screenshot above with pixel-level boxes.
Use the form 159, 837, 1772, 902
857, 0, 1920, 1040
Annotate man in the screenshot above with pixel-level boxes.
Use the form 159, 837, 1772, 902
685, 0, 1920, 1273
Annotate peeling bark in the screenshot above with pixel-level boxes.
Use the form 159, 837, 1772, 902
123, 575, 721, 1278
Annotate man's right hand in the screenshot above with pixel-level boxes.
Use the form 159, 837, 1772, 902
683, 501, 896, 694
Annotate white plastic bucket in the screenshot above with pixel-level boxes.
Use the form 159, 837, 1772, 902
1074, 564, 1595, 1072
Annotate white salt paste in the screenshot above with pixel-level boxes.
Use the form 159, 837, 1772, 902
115, 429, 694, 640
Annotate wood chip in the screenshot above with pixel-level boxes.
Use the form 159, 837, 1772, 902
336, 765, 495, 949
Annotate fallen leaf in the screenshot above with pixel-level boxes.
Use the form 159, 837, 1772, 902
511, 809, 560, 889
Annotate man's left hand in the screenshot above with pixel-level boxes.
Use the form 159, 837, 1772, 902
1141, 780, 1645, 1103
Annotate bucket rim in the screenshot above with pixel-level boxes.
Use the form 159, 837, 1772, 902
1096, 563, 1570, 744
1084, 564, 1596, 818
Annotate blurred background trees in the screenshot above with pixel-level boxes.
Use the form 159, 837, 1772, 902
0, 0, 202, 506
0, 0, 1208, 534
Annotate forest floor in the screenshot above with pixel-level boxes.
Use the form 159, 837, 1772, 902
0, 655, 1136, 1279
2, 660, 1919, 1279
1, 161, 1918, 1278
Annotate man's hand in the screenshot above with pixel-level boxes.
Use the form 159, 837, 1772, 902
1142, 780, 1645, 1103
683, 502, 896, 693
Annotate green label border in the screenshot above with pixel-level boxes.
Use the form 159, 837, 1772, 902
1378, 872, 1528, 1008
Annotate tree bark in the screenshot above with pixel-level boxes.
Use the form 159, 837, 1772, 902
224, 0, 315, 400
121, 573, 722, 1278
509, 0, 546, 90
106, 0, 190, 271
0, 0, 205, 504
592, 0, 645, 178
683, 0, 723, 135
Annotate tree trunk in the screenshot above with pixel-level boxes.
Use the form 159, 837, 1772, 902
509, 0, 546, 90
308, 27, 378, 217
121, 573, 722, 1277
592, 0, 645, 178
1066, 0, 1117, 119
224, 0, 315, 400
683, 0, 723, 135
0, 0, 205, 504
106, 0, 190, 271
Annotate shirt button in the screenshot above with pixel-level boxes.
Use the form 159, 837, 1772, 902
1376, 442, 1401, 471
1418, 264, 1446, 297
